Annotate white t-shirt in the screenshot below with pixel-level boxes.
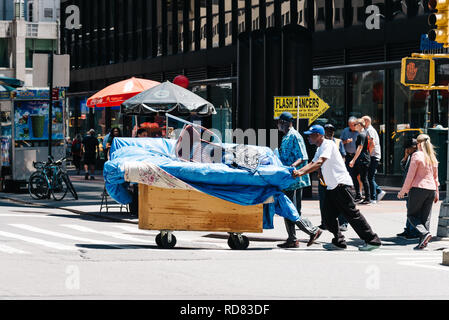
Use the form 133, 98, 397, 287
366, 125, 381, 160
313, 139, 354, 190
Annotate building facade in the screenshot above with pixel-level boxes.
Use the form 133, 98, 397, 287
60, 0, 443, 184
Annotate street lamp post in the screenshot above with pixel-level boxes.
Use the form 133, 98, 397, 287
438, 93, 449, 238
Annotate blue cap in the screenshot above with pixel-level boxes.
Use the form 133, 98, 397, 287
279, 112, 294, 122
304, 125, 325, 136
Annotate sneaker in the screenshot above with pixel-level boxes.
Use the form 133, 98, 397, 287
418, 233, 432, 249
339, 224, 348, 232
84, 173, 89, 180
370, 200, 377, 204
358, 243, 381, 251
354, 196, 363, 203
277, 240, 299, 249
90, 176, 95, 180
360, 200, 371, 205
323, 242, 347, 251
377, 190, 387, 202
307, 229, 323, 247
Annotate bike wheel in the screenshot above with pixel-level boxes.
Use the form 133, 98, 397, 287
51, 172, 68, 201
63, 174, 78, 200
28, 172, 49, 200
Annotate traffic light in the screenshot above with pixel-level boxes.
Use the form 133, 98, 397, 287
401, 57, 435, 87
428, 0, 449, 47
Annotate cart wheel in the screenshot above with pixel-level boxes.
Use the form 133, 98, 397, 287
160, 233, 177, 249
155, 234, 162, 248
228, 234, 249, 250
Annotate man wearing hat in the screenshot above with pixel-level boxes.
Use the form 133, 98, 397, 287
293, 125, 382, 251
276, 112, 322, 248
396, 138, 420, 239
319, 124, 348, 232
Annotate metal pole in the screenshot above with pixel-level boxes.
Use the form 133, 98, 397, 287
437, 89, 449, 238
48, 53, 53, 158
296, 96, 300, 131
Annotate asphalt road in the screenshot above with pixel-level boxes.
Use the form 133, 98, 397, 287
1, 198, 449, 300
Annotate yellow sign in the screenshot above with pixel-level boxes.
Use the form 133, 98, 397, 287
274, 90, 330, 125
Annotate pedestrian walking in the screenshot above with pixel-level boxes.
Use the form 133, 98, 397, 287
362, 116, 386, 203
318, 124, 348, 232
294, 125, 382, 251
349, 119, 371, 205
397, 134, 439, 250
105, 127, 122, 160
341, 117, 361, 201
276, 112, 322, 248
396, 138, 420, 240
71, 134, 83, 175
82, 129, 99, 180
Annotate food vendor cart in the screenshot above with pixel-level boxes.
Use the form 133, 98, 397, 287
1, 88, 66, 192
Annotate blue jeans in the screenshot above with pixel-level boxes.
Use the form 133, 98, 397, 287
368, 157, 382, 200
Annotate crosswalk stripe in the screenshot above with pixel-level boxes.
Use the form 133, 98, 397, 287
0, 214, 50, 218
0, 243, 29, 254
61, 224, 150, 243
0, 231, 77, 251
9, 224, 142, 250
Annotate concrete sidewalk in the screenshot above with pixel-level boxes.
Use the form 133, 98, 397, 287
0, 170, 138, 224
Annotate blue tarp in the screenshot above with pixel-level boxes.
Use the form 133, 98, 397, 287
103, 137, 302, 229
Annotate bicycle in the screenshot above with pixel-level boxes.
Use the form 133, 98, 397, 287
28, 156, 78, 201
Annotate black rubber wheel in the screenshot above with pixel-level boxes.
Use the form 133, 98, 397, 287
63, 174, 78, 200
160, 233, 177, 249
155, 233, 162, 248
28, 172, 49, 200
228, 235, 250, 250
51, 172, 68, 201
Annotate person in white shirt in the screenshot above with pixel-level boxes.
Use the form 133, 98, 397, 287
293, 125, 382, 251
362, 116, 386, 203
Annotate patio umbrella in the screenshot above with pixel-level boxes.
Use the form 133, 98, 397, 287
87, 77, 160, 108
121, 81, 216, 116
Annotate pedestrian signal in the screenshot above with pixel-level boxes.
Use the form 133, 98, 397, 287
400, 57, 435, 86
428, 0, 449, 47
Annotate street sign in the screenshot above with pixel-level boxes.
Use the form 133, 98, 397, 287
274, 90, 330, 125
420, 34, 444, 51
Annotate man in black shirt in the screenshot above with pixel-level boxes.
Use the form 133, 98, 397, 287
82, 129, 99, 180
349, 119, 371, 205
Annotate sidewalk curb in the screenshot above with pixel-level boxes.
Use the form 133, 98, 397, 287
0, 195, 138, 225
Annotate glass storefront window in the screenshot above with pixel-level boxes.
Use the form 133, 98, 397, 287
390, 69, 427, 175
312, 74, 345, 137
350, 70, 385, 173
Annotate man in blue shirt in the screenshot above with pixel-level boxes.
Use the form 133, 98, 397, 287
340, 117, 362, 201
277, 112, 322, 248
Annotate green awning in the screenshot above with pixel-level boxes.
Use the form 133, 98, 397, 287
0, 76, 24, 88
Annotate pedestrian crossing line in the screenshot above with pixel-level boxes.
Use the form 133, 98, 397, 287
60, 224, 151, 243
397, 261, 449, 272
0, 231, 77, 251
370, 252, 441, 257
0, 214, 50, 218
112, 225, 159, 235
395, 257, 440, 261
0, 243, 29, 254
9, 224, 142, 250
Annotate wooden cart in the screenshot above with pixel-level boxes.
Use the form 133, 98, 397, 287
138, 184, 266, 250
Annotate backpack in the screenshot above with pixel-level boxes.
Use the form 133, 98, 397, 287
72, 140, 81, 154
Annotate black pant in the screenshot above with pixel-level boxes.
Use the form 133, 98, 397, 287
345, 154, 359, 196
407, 188, 435, 239
353, 163, 370, 202
323, 185, 381, 246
